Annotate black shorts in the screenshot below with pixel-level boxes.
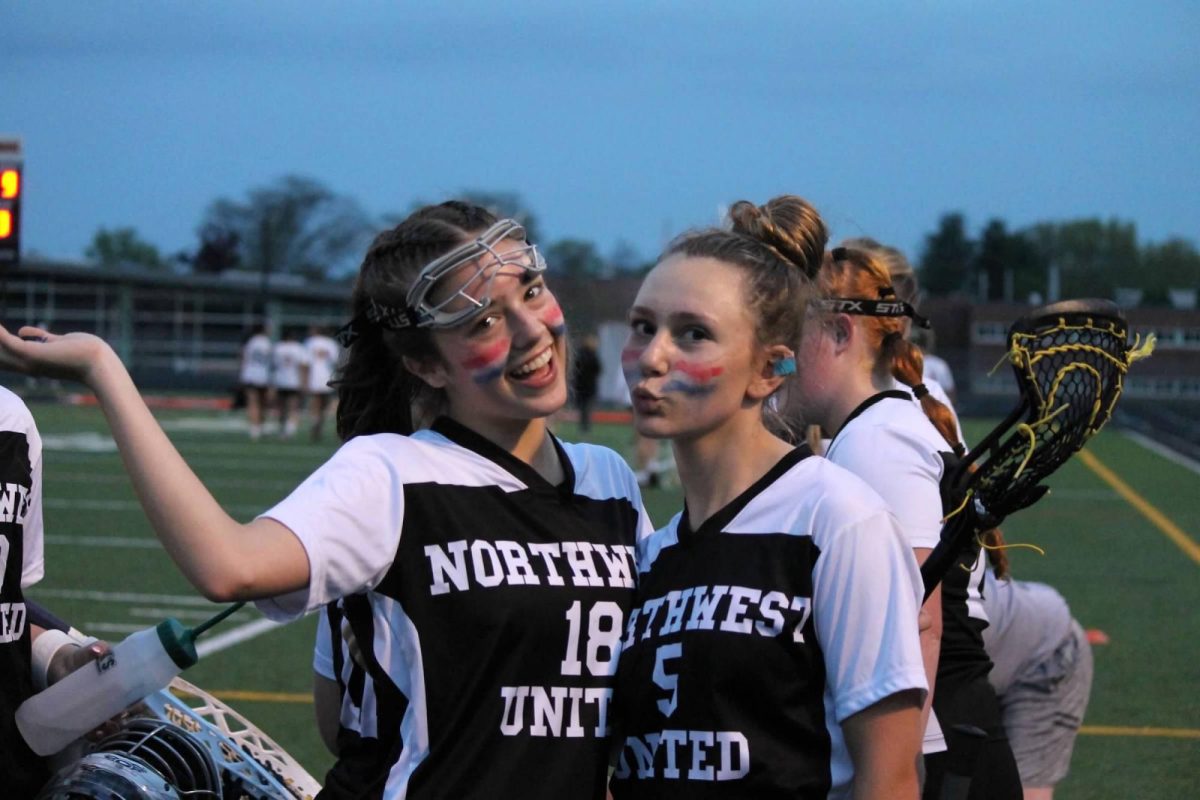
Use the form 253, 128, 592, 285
923, 676, 1022, 800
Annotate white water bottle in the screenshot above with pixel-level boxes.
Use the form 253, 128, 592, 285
16, 603, 243, 756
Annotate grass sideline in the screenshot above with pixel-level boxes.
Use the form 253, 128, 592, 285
22, 403, 1200, 797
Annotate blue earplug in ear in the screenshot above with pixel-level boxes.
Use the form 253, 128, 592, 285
773, 357, 796, 377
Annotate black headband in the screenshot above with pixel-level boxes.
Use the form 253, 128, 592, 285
334, 298, 423, 347
812, 297, 932, 329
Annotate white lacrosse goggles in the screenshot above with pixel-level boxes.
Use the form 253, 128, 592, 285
370, 218, 547, 331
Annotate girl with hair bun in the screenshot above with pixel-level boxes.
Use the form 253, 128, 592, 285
612, 196, 926, 799
787, 244, 1020, 799
0, 200, 651, 800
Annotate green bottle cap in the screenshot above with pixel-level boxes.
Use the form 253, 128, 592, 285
155, 618, 199, 670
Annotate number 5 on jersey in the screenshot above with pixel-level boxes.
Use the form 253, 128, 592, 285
653, 643, 682, 717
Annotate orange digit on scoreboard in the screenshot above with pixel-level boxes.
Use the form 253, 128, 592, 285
0, 168, 17, 200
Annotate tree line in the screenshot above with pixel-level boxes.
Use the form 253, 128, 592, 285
922, 213, 1199, 305
83, 175, 1198, 305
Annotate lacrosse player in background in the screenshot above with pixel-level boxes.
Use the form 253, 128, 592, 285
270, 326, 307, 439
981, 555, 1093, 800
239, 323, 273, 440
787, 242, 1021, 799
303, 324, 341, 442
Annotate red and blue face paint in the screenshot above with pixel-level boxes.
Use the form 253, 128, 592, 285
663, 360, 723, 396
461, 337, 511, 385
541, 300, 566, 338
621, 345, 644, 390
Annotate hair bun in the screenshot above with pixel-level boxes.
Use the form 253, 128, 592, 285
729, 195, 828, 278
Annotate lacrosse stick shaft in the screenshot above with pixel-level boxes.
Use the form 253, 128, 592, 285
921, 507, 987, 602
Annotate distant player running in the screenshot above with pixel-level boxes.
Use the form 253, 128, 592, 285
302, 324, 341, 441
0, 201, 652, 800
270, 327, 307, 439
238, 324, 272, 440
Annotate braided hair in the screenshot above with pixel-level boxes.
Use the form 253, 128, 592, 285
815, 247, 963, 456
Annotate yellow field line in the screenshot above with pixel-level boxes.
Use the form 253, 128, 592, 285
1081, 725, 1200, 740
1078, 449, 1200, 566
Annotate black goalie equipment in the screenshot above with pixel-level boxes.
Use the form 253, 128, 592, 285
920, 299, 1154, 600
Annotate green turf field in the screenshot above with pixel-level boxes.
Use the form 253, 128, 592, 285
22, 403, 1200, 797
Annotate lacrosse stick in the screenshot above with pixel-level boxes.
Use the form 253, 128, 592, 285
921, 299, 1154, 600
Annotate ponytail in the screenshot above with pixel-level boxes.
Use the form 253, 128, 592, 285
334, 322, 439, 440
982, 527, 1011, 579
887, 336, 964, 457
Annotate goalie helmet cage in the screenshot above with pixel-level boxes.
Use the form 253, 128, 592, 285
37, 676, 321, 800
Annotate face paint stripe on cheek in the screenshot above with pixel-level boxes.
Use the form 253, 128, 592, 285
461, 338, 510, 371
462, 338, 512, 384
672, 361, 724, 382
472, 364, 509, 384
542, 302, 566, 337
620, 346, 643, 388
662, 379, 717, 396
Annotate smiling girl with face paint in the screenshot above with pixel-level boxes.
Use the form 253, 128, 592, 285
610, 196, 926, 800
0, 201, 652, 800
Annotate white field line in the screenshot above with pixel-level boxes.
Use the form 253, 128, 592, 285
85, 623, 146, 634
1123, 430, 1200, 476
196, 618, 286, 658
130, 607, 241, 621
44, 497, 262, 516
45, 435, 331, 458
49, 471, 298, 491
46, 535, 160, 549
33, 588, 285, 657
33, 588, 224, 607
46, 451, 319, 473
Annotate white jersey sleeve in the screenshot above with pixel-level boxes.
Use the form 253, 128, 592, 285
255, 436, 409, 620
812, 507, 928, 722
827, 422, 947, 551
21, 405, 44, 589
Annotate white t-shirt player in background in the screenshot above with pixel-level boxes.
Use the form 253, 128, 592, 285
238, 324, 273, 441
302, 325, 341, 442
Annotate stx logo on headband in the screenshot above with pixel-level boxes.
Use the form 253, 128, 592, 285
812, 298, 931, 329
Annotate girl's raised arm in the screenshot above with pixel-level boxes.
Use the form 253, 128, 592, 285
0, 325, 310, 600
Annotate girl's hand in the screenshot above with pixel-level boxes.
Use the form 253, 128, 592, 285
0, 325, 113, 385
46, 639, 112, 688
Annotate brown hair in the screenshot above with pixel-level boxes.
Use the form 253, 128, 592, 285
334, 201, 506, 440
662, 195, 828, 435
664, 196, 826, 352
841, 236, 920, 309
815, 247, 963, 455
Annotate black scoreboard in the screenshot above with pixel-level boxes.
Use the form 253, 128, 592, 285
0, 139, 23, 267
